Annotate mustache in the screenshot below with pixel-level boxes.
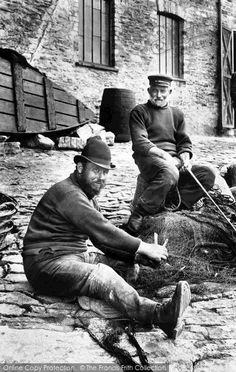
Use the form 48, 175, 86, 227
94, 180, 106, 185
96, 182, 106, 189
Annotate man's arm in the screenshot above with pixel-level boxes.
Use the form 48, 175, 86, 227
61, 190, 168, 264
61, 192, 140, 261
148, 146, 176, 162
129, 106, 156, 155
173, 108, 193, 158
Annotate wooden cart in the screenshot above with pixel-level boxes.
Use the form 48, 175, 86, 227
0, 49, 94, 135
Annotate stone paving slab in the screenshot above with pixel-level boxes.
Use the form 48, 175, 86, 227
0, 326, 114, 363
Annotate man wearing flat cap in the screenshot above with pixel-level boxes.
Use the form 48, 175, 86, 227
23, 136, 191, 339
127, 74, 216, 234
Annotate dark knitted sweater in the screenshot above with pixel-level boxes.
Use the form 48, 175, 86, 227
129, 101, 193, 159
23, 172, 140, 262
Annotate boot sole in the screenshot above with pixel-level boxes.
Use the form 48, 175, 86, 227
170, 319, 184, 339
170, 281, 191, 339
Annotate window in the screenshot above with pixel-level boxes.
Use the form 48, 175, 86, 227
156, 13, 184, 79
78, 0, 114, 68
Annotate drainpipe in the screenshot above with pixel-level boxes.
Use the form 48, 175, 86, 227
217, 0, 223, 134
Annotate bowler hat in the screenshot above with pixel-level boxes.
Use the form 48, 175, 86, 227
74, 136, 112, 170
148, 74, 173, 87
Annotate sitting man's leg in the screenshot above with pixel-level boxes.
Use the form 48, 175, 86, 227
127, 156, 179, 234
178, 163, 216, 209
24, 252, 191, 339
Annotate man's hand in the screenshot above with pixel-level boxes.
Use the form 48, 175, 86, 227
136, 240, 168, 267
179, 152, 191, 170
172, 157, 182, 169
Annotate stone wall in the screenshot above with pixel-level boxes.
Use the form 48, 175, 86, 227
0, 0, 235, 135
222, 0, 236, 29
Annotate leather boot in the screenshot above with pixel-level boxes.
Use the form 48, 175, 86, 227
126, 206, 146, 236
153, 281, 191, 339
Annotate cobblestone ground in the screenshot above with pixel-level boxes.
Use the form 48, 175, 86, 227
0, 135, 236, 370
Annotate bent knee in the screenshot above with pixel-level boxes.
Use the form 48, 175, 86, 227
202, 164, 216, 186
93, 263, 118, 281
193, 164, 216, 189
163, 165, 179, 185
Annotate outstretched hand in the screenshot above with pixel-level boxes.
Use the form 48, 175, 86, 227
135, 240, 168, 267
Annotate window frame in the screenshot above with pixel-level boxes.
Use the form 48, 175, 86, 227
77, 0, 116, 71
156, 12, 184, 80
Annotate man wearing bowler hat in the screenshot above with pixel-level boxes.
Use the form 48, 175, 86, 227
23, 136, 191, 339
126, 74, 216, 235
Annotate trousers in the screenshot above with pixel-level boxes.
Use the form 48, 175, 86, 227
23, 249, 156, 325
134, 155, 216, 214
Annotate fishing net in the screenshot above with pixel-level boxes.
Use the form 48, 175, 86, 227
77, 180, 236, 365
136, 187, 236, 294
0, 192, 17, 250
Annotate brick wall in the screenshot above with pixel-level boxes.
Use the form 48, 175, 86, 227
0, 0, 235, 135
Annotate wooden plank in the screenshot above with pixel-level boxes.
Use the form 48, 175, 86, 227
53, 82, 67, 92
25, 119, 81, 133
54, 122, 84, 129
53, 88, 76, 104
0, 113, 16, 132
54, 88, 94, 121
55, 123, 74, 127
44, 77, 56, 130
0, 86, 14, 101
0, 100, 15, 115
55, 100, 77, 116
221, 27, 234, 128
0, 73, 13, 88
56, 112, 79, 126
219, 4, 223, 133
24, 93, 45, 109
25, 106, 47, 122
12, 63, 26, 132
25, 118, 48, 133
23, 68, 44, 84
0, 58, 12, 75
23, 80, 44, 96
223, 79, 234, 127
84, 106, 95, 121
77, 100, 86, 122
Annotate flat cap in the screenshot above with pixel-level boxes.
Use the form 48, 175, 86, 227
148, 74, 173, 87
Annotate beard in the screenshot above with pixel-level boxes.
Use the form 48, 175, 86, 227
149, 97, 167, 108
78, 173, 105, 199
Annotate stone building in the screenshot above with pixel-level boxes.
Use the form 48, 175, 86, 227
0, 0, 236, 136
